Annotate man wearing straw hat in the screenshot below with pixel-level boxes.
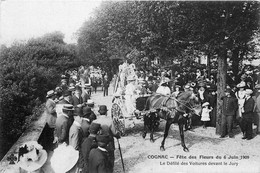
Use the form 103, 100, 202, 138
241, 89, 255, 140
54, 104, 74, 145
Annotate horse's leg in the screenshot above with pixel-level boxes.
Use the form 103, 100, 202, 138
150, 113, 155, 143
160, 119, 173, 151
142, 114, 148, 139
179, 118, 189, 152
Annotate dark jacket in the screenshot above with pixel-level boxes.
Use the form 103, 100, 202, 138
80, 135, 98, 172
88, 148, 112, 173
221, 96, 238, 116
242, 97, 255, 120
71, 95, 83, 107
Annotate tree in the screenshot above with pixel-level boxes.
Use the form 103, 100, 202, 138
0, 32, 77, 159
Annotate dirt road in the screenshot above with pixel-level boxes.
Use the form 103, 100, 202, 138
91, 86, 260, 173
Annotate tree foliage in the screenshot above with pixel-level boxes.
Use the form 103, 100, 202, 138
0, 32, 77, 158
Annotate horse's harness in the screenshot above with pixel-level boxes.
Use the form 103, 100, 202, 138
162, 95, 198, 115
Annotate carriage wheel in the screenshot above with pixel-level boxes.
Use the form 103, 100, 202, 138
111, 103, 126, 136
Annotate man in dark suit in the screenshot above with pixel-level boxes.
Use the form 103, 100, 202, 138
241, 89, 255, 140
103, 75, 110, 97
92, 105, 120, 172
54, 104, 74, 145
71, 85, 84, 108
220, 88, 238, 138
88, 134, 112, 173
80, 123, 101, 173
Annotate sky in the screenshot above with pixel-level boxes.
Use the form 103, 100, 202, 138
0, 0, 102, 45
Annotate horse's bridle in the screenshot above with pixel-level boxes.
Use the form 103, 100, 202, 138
164, 96, 199, 115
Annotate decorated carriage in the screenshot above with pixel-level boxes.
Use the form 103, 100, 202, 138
111, 62, 151, 136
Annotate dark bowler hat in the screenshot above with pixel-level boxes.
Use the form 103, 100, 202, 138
89, 123, 101, 134
83, 107, 92, 118
98, 105, 108, 115
225, 88, 232, 93
208, 84, 217, 91
74, 107, 83, 117
96, 134, 110, 144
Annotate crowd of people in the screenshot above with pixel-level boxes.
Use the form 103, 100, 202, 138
116, 62, 260, 140
41, 66, 118, 173
40, 62, 260, 172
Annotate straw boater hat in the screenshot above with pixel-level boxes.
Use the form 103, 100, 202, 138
202, 102, 210, 107
17, 141, 47, 172
237, 82, 246, 88
62, 104, 74, 111
86, 99, 94, 105
46, 90, 56, 98
245, 89, 253, 95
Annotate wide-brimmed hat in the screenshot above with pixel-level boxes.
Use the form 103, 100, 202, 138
245, 89, 253, 95
237, 82, 246, 88
96, 134, 110, 144
62, 104, 74, 111
255, 84, 260, 89
17, 141, 47, 172
51, 144, 79, 173
202, 102, 210, 107
98, 105, 108, 114
46, 90, 56, 98
89, 123, 101, 134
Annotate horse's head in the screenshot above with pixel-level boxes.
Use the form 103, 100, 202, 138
177, 91, 202, 116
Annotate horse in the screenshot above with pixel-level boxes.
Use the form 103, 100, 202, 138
142, 91, 201, 152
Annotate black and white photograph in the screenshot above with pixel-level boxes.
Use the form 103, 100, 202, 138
0, 0, 260, 173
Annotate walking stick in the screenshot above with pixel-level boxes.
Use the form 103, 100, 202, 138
117, 138, 125, 173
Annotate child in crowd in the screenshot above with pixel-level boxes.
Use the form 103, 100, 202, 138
201, 102, 212, 128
